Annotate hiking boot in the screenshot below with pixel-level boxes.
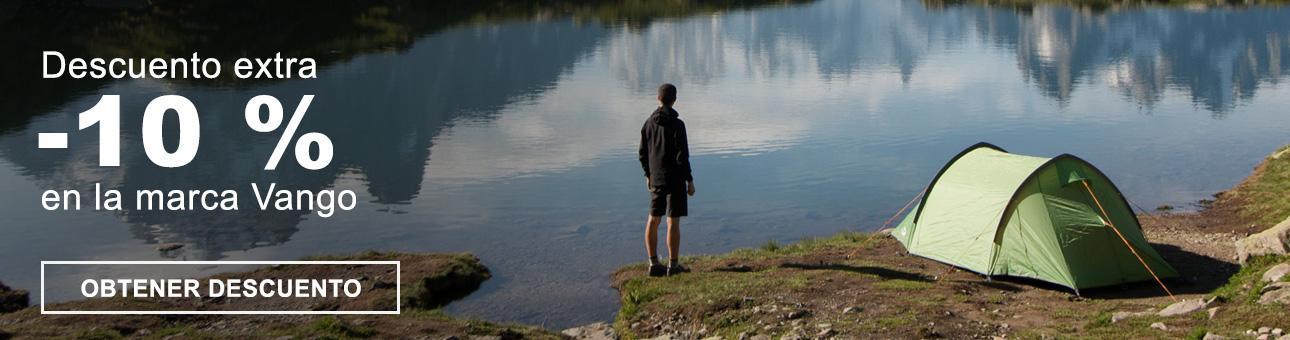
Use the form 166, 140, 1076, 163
666, 264, 690, 276
648, 264, 667, 277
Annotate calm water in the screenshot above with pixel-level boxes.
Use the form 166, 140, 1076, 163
3, 0, 1290, 328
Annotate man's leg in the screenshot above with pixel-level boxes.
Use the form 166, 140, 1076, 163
646, 215, 662, 258
645, 215, 666, 277
666, 216, 681, 261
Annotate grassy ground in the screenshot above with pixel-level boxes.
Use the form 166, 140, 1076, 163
1214, 144, 1290, 227
612, 235, 1290, 340
610, 144, 1290, 340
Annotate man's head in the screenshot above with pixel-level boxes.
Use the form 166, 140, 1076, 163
658, 83, 677, 108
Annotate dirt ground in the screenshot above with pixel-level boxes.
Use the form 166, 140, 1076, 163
610, 205, 1258, 339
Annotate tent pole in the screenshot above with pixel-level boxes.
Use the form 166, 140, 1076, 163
1081, 181, 1177, 302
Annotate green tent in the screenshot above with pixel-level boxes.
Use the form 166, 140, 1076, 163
892, 142, 1178, 293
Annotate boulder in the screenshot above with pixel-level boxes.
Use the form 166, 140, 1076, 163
0, 281, 29, 313
1112, 310, 1155, 324
1237, 217, 1290, 265
562, 322, 617, 340
1203, 333, 1235, 340
1262, 282, 1290, 294
1158, 299, 1209, 317
1259, 283, 1290, 305
1263, 264, 1290, 282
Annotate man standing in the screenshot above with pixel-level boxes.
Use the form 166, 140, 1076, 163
639, 83, 695, 277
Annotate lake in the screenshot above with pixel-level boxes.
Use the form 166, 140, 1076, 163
2, 0, 1290, 329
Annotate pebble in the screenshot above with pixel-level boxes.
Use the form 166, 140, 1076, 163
1204, 333, 1235, 340
1150, 322, 1168, 331
155, 243, 184, 251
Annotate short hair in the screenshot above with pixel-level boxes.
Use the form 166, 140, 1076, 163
658, 83, 677, 106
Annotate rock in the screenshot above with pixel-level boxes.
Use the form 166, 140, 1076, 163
841, 307, 859, 314
1204, 333, 1235, 340
1151, 322, 1168, 331
155, 243, 185, 251
785, 311, 806, 320
1158, 298, 1209, 317
1113, 311, 1154, 324
701, 337, 722, 340
779, 332, 803, 340
1259, 336, 1270, 340
1263, 282, 1290, 294
442, 337, 460, 340
1266, 264, 1290, 282
1275, 329, 1284, 337
1208, 307, 1220, 320
0, 281, 29, 314
817, 329, 836, 338
1259, 283, 1290, 305
1263, 327, 1274, 334
749, 335, 772, 340
646, 335, 677, 340
1237, 217, 1290, 265
562, 322, 616, 340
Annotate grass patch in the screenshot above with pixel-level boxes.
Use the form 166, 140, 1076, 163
614, 268, 811, 336
310, 316, 375, 339
718, 231, 881, 261
904, 294, 947, 306
872, 315, 917, 328
1051, 307, 1081, 319
1219, 144, 1290, 227
760, 239, 781, 252
1213, 254, 1289, 303
76, 329, 123, 340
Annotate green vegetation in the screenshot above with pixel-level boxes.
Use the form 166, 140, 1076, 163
0, 281, 29, 314
1221, 145, 1290, 227
1214, 254, 1290, 303
75, 329, 123, 340
311, 316, 376, 339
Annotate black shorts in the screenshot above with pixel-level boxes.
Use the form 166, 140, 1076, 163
649, 187, 688, 217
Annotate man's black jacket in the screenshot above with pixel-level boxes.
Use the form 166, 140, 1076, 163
639, 106, 693, 190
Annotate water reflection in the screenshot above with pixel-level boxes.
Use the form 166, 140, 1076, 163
960, 4, 1290, 113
